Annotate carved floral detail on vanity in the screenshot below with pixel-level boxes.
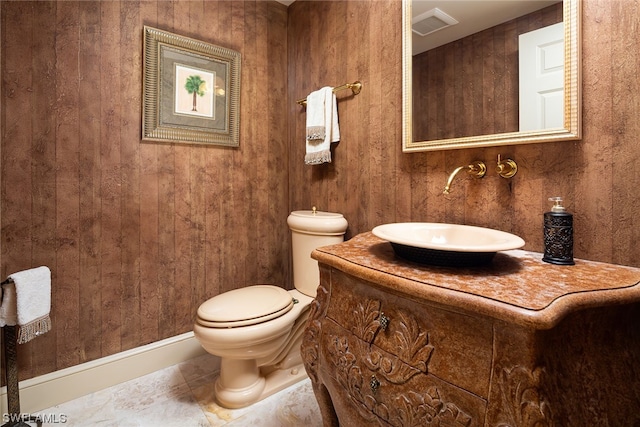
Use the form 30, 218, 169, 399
497, 365, 552, 427
396, 389, 473, 427
301, 283, 328, 384
327, 334, 373, 420
326, 330, 472, 427
350, 299, 383, 343
372, 310, 434, 373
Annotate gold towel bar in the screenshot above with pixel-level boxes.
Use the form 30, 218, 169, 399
296, 81, 362, 106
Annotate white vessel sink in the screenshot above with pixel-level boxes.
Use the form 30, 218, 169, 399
372, 222, 525, 267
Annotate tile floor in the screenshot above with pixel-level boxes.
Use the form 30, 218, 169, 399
35, 354, 323, 427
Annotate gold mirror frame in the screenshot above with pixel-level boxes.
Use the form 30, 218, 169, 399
402, 0, 581, 152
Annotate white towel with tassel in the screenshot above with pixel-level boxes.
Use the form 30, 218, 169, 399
305, 86, 340, 165
0, 266, 51, 344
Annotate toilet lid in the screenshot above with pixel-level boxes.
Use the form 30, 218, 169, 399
197, 285, 294, 328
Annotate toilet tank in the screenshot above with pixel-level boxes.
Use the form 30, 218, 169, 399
287, 209, 348, 297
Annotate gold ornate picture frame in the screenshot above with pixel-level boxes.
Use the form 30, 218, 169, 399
142, 26, 241, 147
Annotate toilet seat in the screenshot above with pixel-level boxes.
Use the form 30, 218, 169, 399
197, 285, 294, 328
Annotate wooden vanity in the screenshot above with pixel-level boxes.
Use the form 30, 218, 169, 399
301, 232, 640, 426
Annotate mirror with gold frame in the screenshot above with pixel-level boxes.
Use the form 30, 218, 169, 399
402, 0, 581, 152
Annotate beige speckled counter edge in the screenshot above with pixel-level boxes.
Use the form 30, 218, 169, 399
311, 232, 640, 329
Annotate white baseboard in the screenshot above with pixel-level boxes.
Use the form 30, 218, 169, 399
1, 331, 206, 414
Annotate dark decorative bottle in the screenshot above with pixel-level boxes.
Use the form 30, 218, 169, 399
543, 197, 574, 265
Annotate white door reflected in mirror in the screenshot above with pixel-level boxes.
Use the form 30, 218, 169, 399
519, 22, 565, 132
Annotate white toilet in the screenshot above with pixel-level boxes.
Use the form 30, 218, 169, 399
193, 209, 348, 409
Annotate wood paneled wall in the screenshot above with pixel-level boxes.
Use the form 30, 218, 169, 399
412, 4, 562, 141
1, 0, 639, 385
1, 1, 289, 380
288, 0, 404, 237
288, 0, 640, 267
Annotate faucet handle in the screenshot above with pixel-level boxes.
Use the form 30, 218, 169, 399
496, 155, 517, 178
468, 161, 487, 178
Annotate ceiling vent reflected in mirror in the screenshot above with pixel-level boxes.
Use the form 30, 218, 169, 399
412, 8, 458, 37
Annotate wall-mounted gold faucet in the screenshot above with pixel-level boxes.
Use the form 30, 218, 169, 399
443, 161, 486, 194
496, 155, 517, 178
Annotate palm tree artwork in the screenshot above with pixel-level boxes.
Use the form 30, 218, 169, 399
184, 75, 207, 112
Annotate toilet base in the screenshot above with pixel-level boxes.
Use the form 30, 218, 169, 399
214, 360, 308, 409
196, 289, 315, 409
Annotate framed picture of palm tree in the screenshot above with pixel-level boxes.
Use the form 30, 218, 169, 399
142, 26, 241, 146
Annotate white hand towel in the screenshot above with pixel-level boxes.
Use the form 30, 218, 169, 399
0, 266, 51, 343
305, 86, 340, 165
305, 89, 326, 143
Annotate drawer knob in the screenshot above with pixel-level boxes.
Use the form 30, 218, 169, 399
379, 313, 390, 331
370, 375, 380, 393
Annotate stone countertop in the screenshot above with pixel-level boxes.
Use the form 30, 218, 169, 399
311, 232, 640, 329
